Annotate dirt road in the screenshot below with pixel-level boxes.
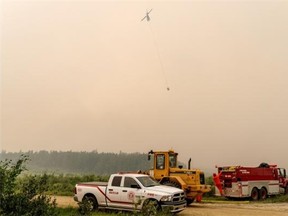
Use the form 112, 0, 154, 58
53, 195, 78, 208
54, 196, 288, 216
181, 203, 288, 216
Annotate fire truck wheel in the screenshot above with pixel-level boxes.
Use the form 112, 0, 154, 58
259, 187, 267, 200
250, 187, 259, 201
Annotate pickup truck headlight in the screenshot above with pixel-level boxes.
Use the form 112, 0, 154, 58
160, 195, 173, 202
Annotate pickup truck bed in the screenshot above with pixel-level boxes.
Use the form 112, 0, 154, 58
78, 182, 108, 186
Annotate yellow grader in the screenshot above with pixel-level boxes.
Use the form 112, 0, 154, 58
148, 149, 211, 204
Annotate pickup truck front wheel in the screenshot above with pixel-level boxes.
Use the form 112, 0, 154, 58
81, 195, 98, 212
142, 199, 160, 216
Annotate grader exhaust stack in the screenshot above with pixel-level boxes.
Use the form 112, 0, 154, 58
188, 158, 191, 170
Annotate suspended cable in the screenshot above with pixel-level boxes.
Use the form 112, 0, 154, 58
141, 9, 170, 91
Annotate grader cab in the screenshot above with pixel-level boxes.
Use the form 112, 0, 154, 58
148, 149, 211, 204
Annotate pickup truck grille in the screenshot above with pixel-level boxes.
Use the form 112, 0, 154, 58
173, 192, 185, 202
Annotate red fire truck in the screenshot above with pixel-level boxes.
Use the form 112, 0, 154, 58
213, 163, 288, 200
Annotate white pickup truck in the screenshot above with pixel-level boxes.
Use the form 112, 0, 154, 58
74, 173, 186, 214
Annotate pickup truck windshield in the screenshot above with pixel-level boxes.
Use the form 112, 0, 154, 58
137, 176, 160, 187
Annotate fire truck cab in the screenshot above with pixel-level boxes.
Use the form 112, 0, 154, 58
213, 163, 288, 200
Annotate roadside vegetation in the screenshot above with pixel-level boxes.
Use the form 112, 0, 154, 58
0, 155, 58, 216
261, 194, 288, 203
17, 173, 109, 196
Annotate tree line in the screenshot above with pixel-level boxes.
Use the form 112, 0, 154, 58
0, 151, 151, 175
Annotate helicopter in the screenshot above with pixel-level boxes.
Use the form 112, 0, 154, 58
141, 9, 152, 22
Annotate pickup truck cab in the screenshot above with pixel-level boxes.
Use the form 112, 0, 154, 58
74, 173, 186, 214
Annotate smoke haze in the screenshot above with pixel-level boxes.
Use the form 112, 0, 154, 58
1, 1, 288, 171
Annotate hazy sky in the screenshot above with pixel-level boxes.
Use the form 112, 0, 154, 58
1, 0, 288, 171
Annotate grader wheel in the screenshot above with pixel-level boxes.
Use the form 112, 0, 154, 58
162, 181, 181, 189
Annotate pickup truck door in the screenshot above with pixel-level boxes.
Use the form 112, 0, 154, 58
120, 176, 142, 210
106, 176, 123, 207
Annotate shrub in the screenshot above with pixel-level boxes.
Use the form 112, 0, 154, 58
0, 154, 58, 216
203, 175, 215, 197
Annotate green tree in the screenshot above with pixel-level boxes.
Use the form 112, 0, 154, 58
0, 155, 58, 216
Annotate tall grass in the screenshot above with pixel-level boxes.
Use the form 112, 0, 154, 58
261, 194, 288, 203
17, 174, 109, 196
